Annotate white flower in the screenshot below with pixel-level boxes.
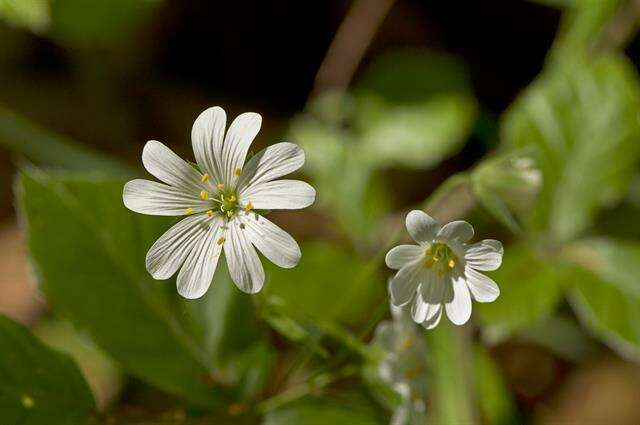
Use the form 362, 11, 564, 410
386, 210, 503, 328
123, 106, 315, 298
373, 302, 428, 425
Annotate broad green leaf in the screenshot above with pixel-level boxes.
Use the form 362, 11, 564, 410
263, 242, 384, 325
501, 55, 640, 241
0, 0, 49, 32
360, 93, 478, 169
0, 103, 131, 175
565, 238, 640, 359
17, 170, 222, 407
49, 0, 160, 49
426, 323, 475, 425
262, 391, 386, 425
34, 320, 123, 411
476, 245, 566, 341
356, 49, 473, 103
0, 315, 95, 424
474, 345, 518, 425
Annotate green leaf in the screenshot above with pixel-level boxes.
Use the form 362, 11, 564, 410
360, 93, 478, 169
49, 0, 160, 49
262, 391, 386, 425
17, 170, 222, 408
0, 315, 95, 424
476, 245, 566, 341
356, 48, 473, 103
474, 345, 518, 425
263, 242, 384, 325
501, 55, 640, 241
0, 0, 49, 32
565, 238, 640, 359
34, 319, 123, 411
0, 103, 131, 175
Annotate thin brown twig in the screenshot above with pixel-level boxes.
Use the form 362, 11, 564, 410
311, 0, 397, 97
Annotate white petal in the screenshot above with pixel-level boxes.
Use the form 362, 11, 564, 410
239, 212, 301, 268
415, 272, 447, 322
465, 267, 500, 302
222, 112, 262, 186
464, 239, 504, 271
142, 140, 202, 192
437, 220, 474, 243
444, 275, 472, 325
421, 305, 443, 329
237, 142, 305, 190
146, 214, 211, 279
192, 106, 226, 183
406, 210, 440, 243
389, 263, 422, 306
123, 179, 209, 216
240, 180, 315, 210
385, 244, 423, 270
224, 219, 265, 293
176, 217, 224, 299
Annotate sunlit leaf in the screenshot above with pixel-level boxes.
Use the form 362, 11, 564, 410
0, 315, 94, 424
565, 238, 640, 359
17, 170, 223, 408
0, 0, 49, 32
501, 55, 640, 241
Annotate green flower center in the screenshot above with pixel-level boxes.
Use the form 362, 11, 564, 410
425, 242, 457, 276
218, 191, 238, 218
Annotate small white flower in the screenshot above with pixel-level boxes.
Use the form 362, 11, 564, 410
386, 210, 503, 328
123, 106, 315, 298
374, 302, 428, 425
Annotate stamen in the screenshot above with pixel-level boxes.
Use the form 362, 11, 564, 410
448, 259, 456, 268
217, 183, 225, 190
228, 194, 236, 202
226, 210, 233, 218
200, 190, 209, 200
184, 207, 193, 215
244, 202, 254, 212
216, 236, 225, 245
201, 173, 209, 182
206, 210, 214, 217
234, 167, 242, 176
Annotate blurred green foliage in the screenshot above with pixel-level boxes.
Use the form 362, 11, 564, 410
0, 315, 94, 423
3, 0, 640, 423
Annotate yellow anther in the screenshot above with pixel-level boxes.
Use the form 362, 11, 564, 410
229, 194, 236, 202
234, 167, 242, 176
448, 259, 456, 268
206, 210, 214, 217
21, 395, 34, 408
226, 210, 233, 218
201, 173, 209, 182
216, 236, 225, 245
200, 190, 209, 200
244, 202, 254, 212
184, 207, 193, 215
216, 183, 225, 190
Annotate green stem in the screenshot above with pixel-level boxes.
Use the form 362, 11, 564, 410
256, 365, 357, 414
426, 322, 477, 424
